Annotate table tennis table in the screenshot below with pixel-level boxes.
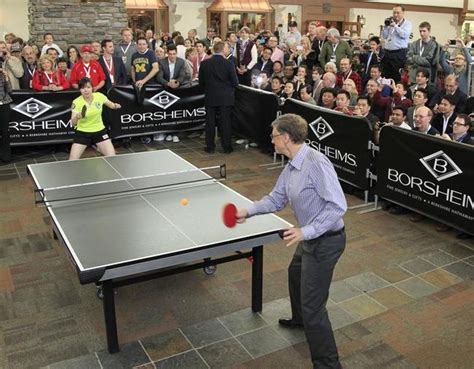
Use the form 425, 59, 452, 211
28, 150, 292, 353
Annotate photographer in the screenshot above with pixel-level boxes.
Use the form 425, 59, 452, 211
0, 62, 12, 162
439, 38, 472, 95
381, 4, 412, 81
0, 41, 24, 90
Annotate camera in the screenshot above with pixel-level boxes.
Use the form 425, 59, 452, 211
384, 16, 394, 26
449, 40, 457, 45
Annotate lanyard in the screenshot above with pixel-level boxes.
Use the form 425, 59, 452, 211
332, 43, 338, 55
419, 40, 425, 56
343, 70, 352, 82
83, 64, 91, 78
104, 57, 114, 83
28, 65, 36, 77
44, 71, 54, 84
120, 42, 131, 55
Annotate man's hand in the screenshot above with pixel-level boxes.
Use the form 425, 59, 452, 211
135, 79, 145, 89
167, 79, 179, 88
283, 228, 304, 247
235, 208, 248, 223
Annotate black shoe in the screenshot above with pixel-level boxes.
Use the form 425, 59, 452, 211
389, 205, 409, 215
204, 147, 215, 153
220, 148, 233, 154
456, 233, 473, 239
278, 318, 303, 328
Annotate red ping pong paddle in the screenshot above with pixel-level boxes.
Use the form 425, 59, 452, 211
223, 203, 237, 228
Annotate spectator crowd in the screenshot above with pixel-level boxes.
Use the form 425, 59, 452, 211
1, 3, 474, 149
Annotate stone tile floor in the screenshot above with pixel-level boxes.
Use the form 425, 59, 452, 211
0, 136, 473, 369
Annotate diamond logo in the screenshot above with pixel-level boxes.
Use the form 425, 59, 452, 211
309, 117, 334, 141
13, 98, 52, 119
149, 91, 180, 109
419, 150, 462, 181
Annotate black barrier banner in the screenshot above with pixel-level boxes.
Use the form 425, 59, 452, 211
9, 90, 80, 145
283, 99, 372, 189
233, 85, 279, 152
377, 126, 474, 235
107, 85, 206, 138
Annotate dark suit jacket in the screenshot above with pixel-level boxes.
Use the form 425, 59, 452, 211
431, 112, 456, 135
156, 57, 186, 85
311, 38, 326, 68
20, 62, 37, 89
98, 56, 128, 90
198, 54, 239, 107
429, 88, 467, 113
252, 57, 273, 76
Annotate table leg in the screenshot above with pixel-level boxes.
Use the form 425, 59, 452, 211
102, 281, 120, 353
251, 246, 263, 312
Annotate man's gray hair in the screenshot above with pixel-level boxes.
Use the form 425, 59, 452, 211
271, 114, 308, 144
327, 28, 340, 39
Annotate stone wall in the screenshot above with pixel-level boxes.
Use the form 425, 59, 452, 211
28, 0, 128, 49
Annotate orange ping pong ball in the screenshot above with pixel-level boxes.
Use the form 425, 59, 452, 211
180, 198, 189, 206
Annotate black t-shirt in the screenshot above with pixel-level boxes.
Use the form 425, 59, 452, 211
131, 49, 157, 82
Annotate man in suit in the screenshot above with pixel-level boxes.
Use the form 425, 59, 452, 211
199, 41, 239, 154
252, 47, 273, 76
431, 95, 456, 135
156, 44, 187, 88
430, 74, 467, 113
360, 36, 384, 84
406, 88, 428, 128
311, 25, 327, 69
98, 39, 128, 91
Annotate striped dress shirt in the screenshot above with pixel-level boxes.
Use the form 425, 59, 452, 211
247, 144, 346, 240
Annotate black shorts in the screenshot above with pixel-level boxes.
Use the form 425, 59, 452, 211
73, 129, 110, 146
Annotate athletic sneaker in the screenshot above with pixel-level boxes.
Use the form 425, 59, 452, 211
165, 135, 173, 142
153, 133, 166, 142
249, 142, 258, 148
235, 139, 246, 144
172, 135, 180, 143
140, 136, 152, 144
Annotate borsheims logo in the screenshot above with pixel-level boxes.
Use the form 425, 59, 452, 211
419, 150, 462, 181
309, 117, 334, 140
149, 91, 180, 109
13, 98, 52, 119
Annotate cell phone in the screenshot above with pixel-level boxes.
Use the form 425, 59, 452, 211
378, 122, 387, 127
380, 78, 393, 86
449, 40, 457, 45
296, 45, 303, 51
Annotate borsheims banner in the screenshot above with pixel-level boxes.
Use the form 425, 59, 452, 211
8, 85, 206, 145
232, 85, 280, 152
283, 99, 372, 190
9, 90, 80, 145
107, 85, 206, 138
377, 126, 474, 235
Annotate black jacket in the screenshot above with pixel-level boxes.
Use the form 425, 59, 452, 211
98, 56, 128, 91
199, 54, 239, 107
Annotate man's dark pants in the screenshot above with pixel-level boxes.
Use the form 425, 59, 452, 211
205, 105, 233, 151
0, 104, 11, 162
288, 230, 346, 369
383, 48, 407, 82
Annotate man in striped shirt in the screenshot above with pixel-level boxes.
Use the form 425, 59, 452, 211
236, 114, 347, 369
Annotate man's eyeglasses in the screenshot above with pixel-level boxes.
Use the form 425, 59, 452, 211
453, 122, 466, 126
414, 114, 429, 118
270, 133, 284, 139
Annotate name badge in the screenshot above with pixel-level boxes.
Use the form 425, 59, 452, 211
122, 56, 127, 64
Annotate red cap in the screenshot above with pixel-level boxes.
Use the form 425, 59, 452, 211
80, 45, 92, 53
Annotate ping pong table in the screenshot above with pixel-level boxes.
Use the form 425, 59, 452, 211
28, 150, 292, 353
